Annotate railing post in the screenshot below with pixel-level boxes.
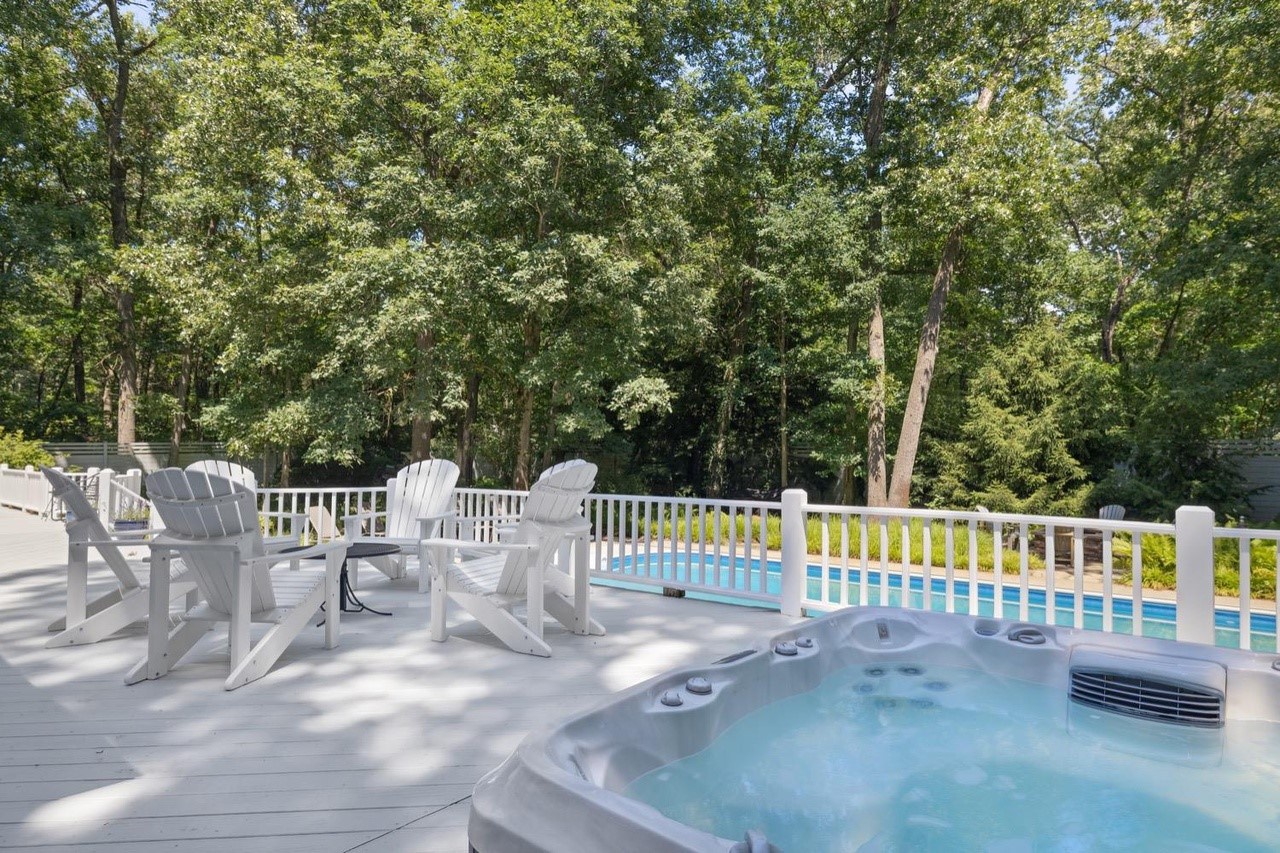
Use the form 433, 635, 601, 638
780, 488, 807, 617
1175, 505, 1216, 645
97, 467, 116, 524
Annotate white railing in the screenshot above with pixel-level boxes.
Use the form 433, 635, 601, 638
585, 495, 783, 603
0, 464, 145, 523
1210, 523, 1280, 652
12, 475, 1257, 651
257, 486, 388, 535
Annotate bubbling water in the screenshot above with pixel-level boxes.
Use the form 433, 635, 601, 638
625, 664, 1280, 852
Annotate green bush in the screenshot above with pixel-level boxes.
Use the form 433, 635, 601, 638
0, 429, 54, 468
1113, 530, 1278, 599
636, 510, 1045, 574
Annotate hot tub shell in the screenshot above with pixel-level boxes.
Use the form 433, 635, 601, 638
468, 607, 1280, 852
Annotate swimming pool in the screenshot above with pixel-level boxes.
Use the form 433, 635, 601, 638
469, 607, 1280, 852
600, 554, 1279, 652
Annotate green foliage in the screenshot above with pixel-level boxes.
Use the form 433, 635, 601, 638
1112, 530, 1278, 599
0, 429, 54, 468
2, 0, 1276, 508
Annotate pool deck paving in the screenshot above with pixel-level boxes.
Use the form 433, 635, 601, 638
0, 509, 798, 852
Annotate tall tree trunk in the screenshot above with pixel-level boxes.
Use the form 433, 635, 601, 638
456, 370, 479, 486
866, 293, 889, 506
71, 276, 87, 437
168, 351, 192, 467
1101, 266, 1134, 363
860, 0, 900, 507
513, 318, 540, 489
778, 313, 788, 488
102, 0, 138, 446
540, 380, 559, 473
708, 280, 751, 498
410, 329, 435, 461
886, 225, 963, 506
280, 447, 292, 488
885, 86, 994, 508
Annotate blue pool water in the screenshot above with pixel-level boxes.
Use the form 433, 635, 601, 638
602, 555, 1279, 653
625, 663, 1280, 851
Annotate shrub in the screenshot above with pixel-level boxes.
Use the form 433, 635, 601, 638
0, 429, 54, 468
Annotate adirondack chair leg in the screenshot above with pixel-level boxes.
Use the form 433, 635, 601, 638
225, 585, 326, 690
418, 546, 431, 594
136, 549, 174, 683
125, 619, 210, 684
48, 587, 126, 632
66, 541, 89, 630
229, 558, 252, 672
543, 593, 606, 637
324, 553, 341, 650
453, 592, 552, 657
430, 578, 448, 641
47, 588, 149, 648
573, 533, 592, 635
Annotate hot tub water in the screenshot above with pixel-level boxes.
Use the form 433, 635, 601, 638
625, 663, 1280, 851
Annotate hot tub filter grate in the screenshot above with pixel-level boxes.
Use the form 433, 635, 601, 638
1069, 668, 1224, 728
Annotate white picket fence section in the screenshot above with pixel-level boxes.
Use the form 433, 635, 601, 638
0, 464, 143, 523
5, 472, 1276, 651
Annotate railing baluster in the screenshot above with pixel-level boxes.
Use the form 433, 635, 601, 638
1239, 538, 1251, 651
944, 519, 955, 614
922, 522, 933, 612
840, 514, 850, 607
993, 522, 1003, 619
821, 512, 830, 606
1102, 528, 1113, 633
858, 514, 869, 607
1073, 526, 1085, 629
967, 519, 978, 616
1132, 533, 1143, 637
1019, 522, 1030, 621
878, 519, 889, 607
1045, 524, 1056, 627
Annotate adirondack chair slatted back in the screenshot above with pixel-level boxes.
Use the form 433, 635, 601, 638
186, 460, 257, 493
495, 462, 597, 597
40, 466, 140, 590
537, 458, 590, 482
1098, 504, 1126, 521
147, 468, 274, 615
386, 460, 459, 539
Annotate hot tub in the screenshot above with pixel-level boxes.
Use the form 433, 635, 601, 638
469, 607, 1280, 852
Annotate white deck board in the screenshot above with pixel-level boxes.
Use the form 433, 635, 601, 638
0, 509, 797, 851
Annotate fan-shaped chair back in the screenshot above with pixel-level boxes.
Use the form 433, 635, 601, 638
386, 459, 460, 539
495, 462, 596, 597
186, 460, 258, 492
147, 468, 273, 615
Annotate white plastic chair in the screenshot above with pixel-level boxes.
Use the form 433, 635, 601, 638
184, 459, 304, 544
128, 469, 345, 690
343, 459, 460, 592
40, 467, 198, 648
425, 462, 601, 657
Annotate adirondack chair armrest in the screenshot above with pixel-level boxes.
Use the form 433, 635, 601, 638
109, 528, 166, 540
423, 538, 537, 569
416, 511, 456, 540
423, 538, 538, 552
342, 510, 386, 538
249, 539, 346, 569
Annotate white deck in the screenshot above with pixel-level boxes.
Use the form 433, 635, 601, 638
0, 510, 798, 852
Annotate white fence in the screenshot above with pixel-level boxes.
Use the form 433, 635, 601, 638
0, 464, 144, 523
6, 472, 1276, 652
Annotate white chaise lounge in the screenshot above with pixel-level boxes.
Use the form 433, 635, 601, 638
40, 466, 199, 648
425, 461, 602, 657
128, 468, 345, 690
343, 459, 460, 592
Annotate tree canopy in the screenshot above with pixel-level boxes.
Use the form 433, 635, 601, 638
2, 0, 1276, 519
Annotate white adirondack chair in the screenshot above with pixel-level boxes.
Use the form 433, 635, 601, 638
184, 459, 306, 545
128, 468, 345, 690
425, 461, 601, 657
40, 467, 199, 648
343, 459, 460, 592
1099, 504, 1126, 521
186, 459, 257, 491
